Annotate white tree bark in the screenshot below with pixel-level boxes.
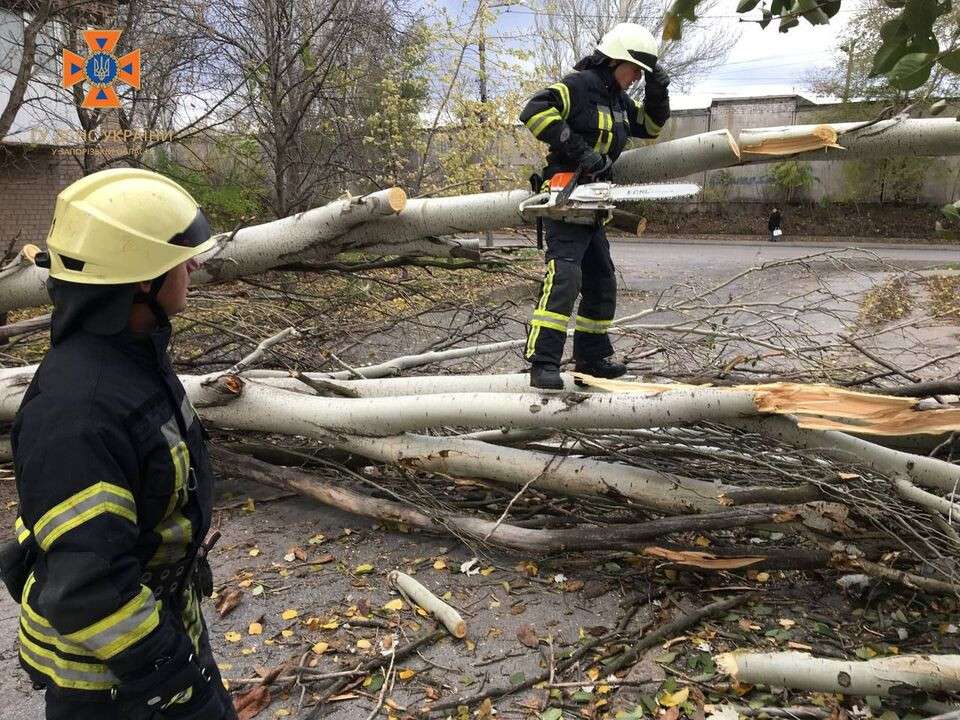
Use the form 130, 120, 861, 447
192, 188, 407, 283
387, 570, 466, 639
0, 187, 410, 314
728, 415, 960, 494
322, 190, 531, 260
716, 651, 960, 696
258, 372, 583, 397
182, 379, 762, 436
612, 118, 960, 183
327, 431, 728, 514
612, 129, 741, 183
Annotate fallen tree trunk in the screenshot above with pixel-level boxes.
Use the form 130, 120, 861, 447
612, 118, 960, 183
716, 650, 960, 696
326, 431, 729, 514
0, 121, 956, 316
210, 446, 807, 562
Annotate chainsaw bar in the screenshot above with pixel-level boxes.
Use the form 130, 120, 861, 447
519, 180, 701, 222
568, 182, 701, 202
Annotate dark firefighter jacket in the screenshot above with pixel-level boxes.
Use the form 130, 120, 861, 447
11, 320, 212, 701
519, 60, 670, 182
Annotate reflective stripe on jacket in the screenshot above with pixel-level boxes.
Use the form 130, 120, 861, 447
519, 62, 670, 181
12, 326, 213, 700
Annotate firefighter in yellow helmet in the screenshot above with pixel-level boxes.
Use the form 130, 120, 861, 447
0, 168, 237, 719
519, 23, 670, 389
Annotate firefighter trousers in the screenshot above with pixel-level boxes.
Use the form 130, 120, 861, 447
525, 217, 616, 366
44, 628, 236, 720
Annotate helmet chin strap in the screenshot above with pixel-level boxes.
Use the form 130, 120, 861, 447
133, 273, 170, 329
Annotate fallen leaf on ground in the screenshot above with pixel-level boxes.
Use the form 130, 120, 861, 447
517, 624, 539, 648
234, 685, 271, 720
354, 563, 375, 575
398, 668, 416, 680
225, 631, 242, 643
658, 686, 689, 707
216, 588, 243, 618
248, 622, 263, 636
356, 638, 372, 649
433, 558, 447, 570
280, 609, 299, 620
312, 641, 329, 654
383, 598, 405, 611
564, 580, 585, 592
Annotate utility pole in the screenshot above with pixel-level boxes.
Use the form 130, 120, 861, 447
478, 0, 494, 248
840, 39, 857, 104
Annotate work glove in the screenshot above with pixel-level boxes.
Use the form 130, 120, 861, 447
115, 632, 228, 720
580, 150, 612, 180
645, 66, 670, 93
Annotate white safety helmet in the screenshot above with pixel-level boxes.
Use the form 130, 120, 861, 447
596, 23, 658, 72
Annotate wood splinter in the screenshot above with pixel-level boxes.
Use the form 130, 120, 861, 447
387, 570, 466, 639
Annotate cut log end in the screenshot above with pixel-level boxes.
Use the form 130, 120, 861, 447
20, 244, 40, 265
386, 187, 407, 213
715, 652, 740, 677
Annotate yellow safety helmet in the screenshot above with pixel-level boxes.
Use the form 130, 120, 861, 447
40, 168, 215, 284
596, 23, 659, 72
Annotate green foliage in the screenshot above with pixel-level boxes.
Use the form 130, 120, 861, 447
769, 160, 814, 202
841, 157, 930, 203
939, 200, 960, 240
150, 139, 265, 229
664, 0, 957, 90
357, 22, 432, 188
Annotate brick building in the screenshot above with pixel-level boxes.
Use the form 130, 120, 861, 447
0, 0, 114, 250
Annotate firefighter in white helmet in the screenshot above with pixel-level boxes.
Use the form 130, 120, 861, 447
519, 23, 670, 389
2, 168, 236, 719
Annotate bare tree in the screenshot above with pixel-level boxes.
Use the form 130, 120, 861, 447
196, 0, 418, 218
528, 0, 738, 91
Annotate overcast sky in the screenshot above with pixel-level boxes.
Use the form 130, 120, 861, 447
455, 0, 864, 109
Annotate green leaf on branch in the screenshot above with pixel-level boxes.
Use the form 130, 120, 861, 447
779, 13, 800, 32
888, 52, 936, 90
901, 0, 940, 33
871, 38, 910, 76
940, 49, 960, 74
821, 1, 842, 17
879, 17, 909, 43
796, 0, 831, 25
736, 0, 761, 11
669, 0, 700, 21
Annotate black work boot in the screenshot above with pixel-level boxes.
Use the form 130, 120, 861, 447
575, 357, 627, 379
529, 363, 564, 390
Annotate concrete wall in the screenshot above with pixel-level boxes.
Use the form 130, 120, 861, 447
655, 95, 960, 206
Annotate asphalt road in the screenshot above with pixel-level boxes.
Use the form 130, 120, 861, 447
606, 237, 959, 293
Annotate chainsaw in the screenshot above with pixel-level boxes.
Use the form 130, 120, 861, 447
519, 171, 701, 226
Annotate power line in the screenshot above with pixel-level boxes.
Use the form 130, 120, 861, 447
498, 5, 856, 20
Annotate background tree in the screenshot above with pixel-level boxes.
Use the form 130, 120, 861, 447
665, 0, 959, 99
529, 0, 738, 90
805, 0, 960, 103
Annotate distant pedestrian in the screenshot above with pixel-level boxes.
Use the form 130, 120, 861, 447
768, 207, 783, 242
